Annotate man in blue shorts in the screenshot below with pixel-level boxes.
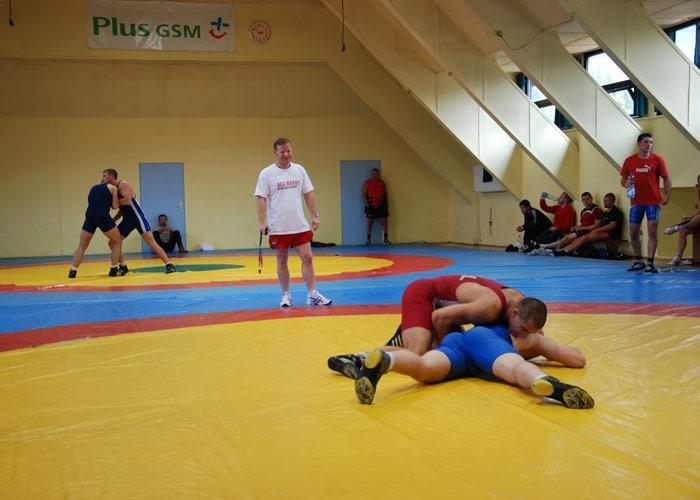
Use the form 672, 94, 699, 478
620, 133, 671, 273
101, 169, 176, 274
354, 298, 594, 409
68, 179, 124, 278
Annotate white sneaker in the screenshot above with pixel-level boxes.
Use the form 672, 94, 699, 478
664, 225, 680, 235
669, 255, 682, 266
280, 292, 292, 308
306, 290, 332, 306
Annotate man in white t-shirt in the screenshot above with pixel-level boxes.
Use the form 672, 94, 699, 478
254, 137, 332, 307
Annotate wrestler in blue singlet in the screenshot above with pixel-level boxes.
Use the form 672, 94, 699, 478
116, 181, 152, 237
81, 184, 116, 234
436, 324, 519, 380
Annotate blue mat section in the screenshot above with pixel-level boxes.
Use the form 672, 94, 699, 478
1, 244, 699, 334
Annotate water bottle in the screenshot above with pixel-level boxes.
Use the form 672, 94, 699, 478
541, 192, 557, 201
626, 174, 635, 199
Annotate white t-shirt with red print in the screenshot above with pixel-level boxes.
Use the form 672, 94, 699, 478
254, 162, 314, 235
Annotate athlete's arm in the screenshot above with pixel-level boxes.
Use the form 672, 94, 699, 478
118, 180, 134, 206
518, 334, 586, 368
431, 299, 501, 341
303, 191, 320, 230
255, 195, 268, 234
661, 175, 672, 206
108, 184, 119, 210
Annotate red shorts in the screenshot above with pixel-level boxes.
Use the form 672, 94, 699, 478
590, 229, 611, 241
400, 279, 436, 331
269, 230, 313, 249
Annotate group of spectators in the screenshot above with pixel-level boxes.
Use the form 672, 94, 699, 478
512, 132, 696, 273
515, 191, 624, 259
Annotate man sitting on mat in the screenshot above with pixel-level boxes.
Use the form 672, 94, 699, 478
352, 305, 594, 409
153, 214, 187, 254
328, 275, 541, 379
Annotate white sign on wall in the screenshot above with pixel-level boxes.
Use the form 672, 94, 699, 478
86, 0, 234, 52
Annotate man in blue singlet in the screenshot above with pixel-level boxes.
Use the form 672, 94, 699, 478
101, 169, 176, 274
68, 179, 124, 278
353, 299, 595, 410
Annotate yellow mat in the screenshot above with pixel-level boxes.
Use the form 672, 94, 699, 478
0, 312, 697, 497
0, 255, 392, 288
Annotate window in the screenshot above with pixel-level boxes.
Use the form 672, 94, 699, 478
674, 24, 696, 61
584, 51, 647, 117
514, 19, 698, 125
586, 53, 629, 86
665, 19, 699, 68
515, 75, 572, 130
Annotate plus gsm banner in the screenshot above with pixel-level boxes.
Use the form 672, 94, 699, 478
87, 0, 234, 52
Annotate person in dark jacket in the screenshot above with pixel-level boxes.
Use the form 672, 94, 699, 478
516, 199, 552, 250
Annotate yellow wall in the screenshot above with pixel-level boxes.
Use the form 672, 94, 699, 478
0, 2, 454, 258
0, 0, 697, 259
0, 93, 451, 257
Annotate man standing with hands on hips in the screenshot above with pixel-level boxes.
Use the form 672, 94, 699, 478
620, 132, 671, 274
255, 137, 332, 307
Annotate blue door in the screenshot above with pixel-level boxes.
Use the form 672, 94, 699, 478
139, 163, 186, 253
341, 160, 381, 245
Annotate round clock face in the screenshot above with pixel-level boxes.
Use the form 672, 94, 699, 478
249, 21, 271, 43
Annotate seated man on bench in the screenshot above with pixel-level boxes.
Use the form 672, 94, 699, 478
554, 193, 624, 257
665, 174, 700, 265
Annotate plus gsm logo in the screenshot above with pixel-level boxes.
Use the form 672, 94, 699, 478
209, 17, 229, 39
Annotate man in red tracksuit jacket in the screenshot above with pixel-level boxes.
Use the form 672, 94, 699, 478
537, 191, 576, 244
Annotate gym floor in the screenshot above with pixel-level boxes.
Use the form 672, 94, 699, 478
0, 244, 698, 498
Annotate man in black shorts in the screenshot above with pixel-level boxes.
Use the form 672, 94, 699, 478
68, 178, 124, 278
364, 168, 390, 245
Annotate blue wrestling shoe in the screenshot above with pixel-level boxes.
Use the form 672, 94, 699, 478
532, 376, 595, 409
327, 353, 365, 379
355, 348, 391, 405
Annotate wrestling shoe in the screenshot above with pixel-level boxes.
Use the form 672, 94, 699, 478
383, 238, 392, 245
68, 269, 77, 279
327, 353, 365, 379
664, 225, 680, 235
355, 348, 391, 405
669, 255, 682, 266
644, 264, 659, 274
531, 375, 594, 409
119, 264, 129, 275
280, 292, 292, 308
165, 263, 176, 274
108, 266, 125, 277
627, 261, 645, 272
306, 290, 332, 306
